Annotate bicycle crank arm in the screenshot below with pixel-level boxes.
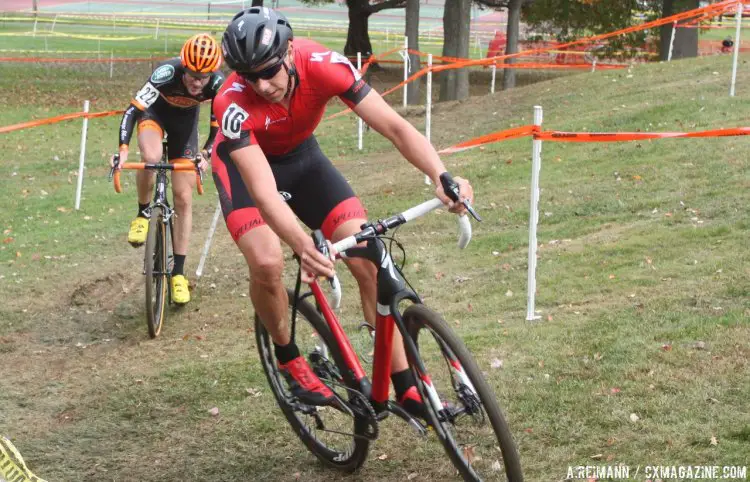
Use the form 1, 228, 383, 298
386, 401, 428, 437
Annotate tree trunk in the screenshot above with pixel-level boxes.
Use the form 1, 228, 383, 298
659, 0, 699, 60
502, 0, 523, 90
251, 0, 263, 6
345, 0, 374, 59
405, 0, 421, 104
439, 0, 471, 102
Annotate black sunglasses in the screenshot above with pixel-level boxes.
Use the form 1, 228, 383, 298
240, 57, 285, 82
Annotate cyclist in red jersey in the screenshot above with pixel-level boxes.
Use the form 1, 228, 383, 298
111, 34, 225, 305
214, 8, 474, 412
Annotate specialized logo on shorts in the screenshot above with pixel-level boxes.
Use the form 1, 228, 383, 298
279, 191, 292, 202
151, 64, 175, 84
221, 103, 249, 139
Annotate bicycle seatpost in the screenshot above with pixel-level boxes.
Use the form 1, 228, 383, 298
439, 172, 482, 222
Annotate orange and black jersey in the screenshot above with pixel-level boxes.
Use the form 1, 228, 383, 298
118, 58, 225, 151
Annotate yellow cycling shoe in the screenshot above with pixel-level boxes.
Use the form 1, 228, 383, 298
127, 217, 149, 247
0, 435, 48, 482
171, 274, 190, 305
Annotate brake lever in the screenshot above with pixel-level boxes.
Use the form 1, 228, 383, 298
194, 155, 204, 183
439, 172, 482, 222
108, 153, 120, 181
462, 200, 482, 222
312, 229, 336, 289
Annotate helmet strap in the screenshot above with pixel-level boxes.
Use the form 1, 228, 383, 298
282, 55, 299, 99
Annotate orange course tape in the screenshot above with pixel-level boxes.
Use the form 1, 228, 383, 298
536, 127, 750, 142
439, 125, 538, 154
0, 110, 122, 133
0, 56, 170, 63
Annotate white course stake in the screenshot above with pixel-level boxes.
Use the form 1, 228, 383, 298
154, 19, 160, 40
667, 21, 677, 61
425, 54, 433, 185
74, 100, 90, 210
403, 36, 409, 108
109, 50, 114, 78
196, 202, 223, 278
526, 106, 543, 321
730, 1, 743, 96
357, 52, 363, 151
51, 14, 58, 33
490, 62, 496, 94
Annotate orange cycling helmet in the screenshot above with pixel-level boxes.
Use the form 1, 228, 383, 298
180, 33, 222, 74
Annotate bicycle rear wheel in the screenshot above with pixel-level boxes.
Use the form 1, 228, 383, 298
255, 288, 371, 472
144, 207, 168, 338
403, 304, 523, 482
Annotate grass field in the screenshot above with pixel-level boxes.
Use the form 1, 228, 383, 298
0, 45, 749, 482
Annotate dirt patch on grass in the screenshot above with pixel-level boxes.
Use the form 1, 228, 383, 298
69, 272, 139, 311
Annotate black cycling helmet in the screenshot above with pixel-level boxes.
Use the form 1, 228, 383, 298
222, 7, 294, 73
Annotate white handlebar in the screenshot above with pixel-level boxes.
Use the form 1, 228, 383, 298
328, 198, 473, 308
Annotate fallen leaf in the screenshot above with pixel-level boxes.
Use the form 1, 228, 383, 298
491, 460, 503, 472
629, 413, 639, 423
661, 344, 672, 351
2, 237, 12, 244
546, 314, 553, 322
462, 445, 477, 465
594, 352, 603, 361
15, 251, 21, 258
56, 207, 69, 213
591, 454, 603, 460
182, 334, 190, 341
694, 341, 706, 350
609, 274, 615, 279
505, 289, 513, 297
377, 453, 388, 460
407, 473, 418, 480
208, 407, 219, 416
490, 358, 503, 369
633, 175, 642, 181
434, 272, 444, 280
610, 388, 621, 394
710, 436, 718, 446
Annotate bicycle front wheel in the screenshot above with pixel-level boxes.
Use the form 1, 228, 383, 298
403, 304, 523, 482
144, 207, 168, 338
255, 289, 371, 472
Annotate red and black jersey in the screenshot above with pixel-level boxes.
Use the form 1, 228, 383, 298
212, 39, 371, 157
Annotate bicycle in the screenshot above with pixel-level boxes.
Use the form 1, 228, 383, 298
255, 174, 523, 481
109, 140, 204, 338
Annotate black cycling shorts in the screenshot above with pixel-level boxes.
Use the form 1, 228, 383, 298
137, 105, 200, 162
212, 136, 366, 242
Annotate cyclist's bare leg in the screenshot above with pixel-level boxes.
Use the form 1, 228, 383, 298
332, 218, 409, 373
170, 170, 195, 256
135, 130, 161, 205
237, 225, 290, 344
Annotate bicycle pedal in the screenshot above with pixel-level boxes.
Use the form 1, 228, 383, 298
386, 401, 428, 437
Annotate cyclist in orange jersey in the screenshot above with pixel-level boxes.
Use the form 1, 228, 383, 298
111, 34, 225, 304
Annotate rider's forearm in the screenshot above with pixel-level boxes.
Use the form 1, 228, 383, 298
202, 116, 219, 153
118, 104, 142, 150
385, 120, 446, 184
255, 196, 310, 254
